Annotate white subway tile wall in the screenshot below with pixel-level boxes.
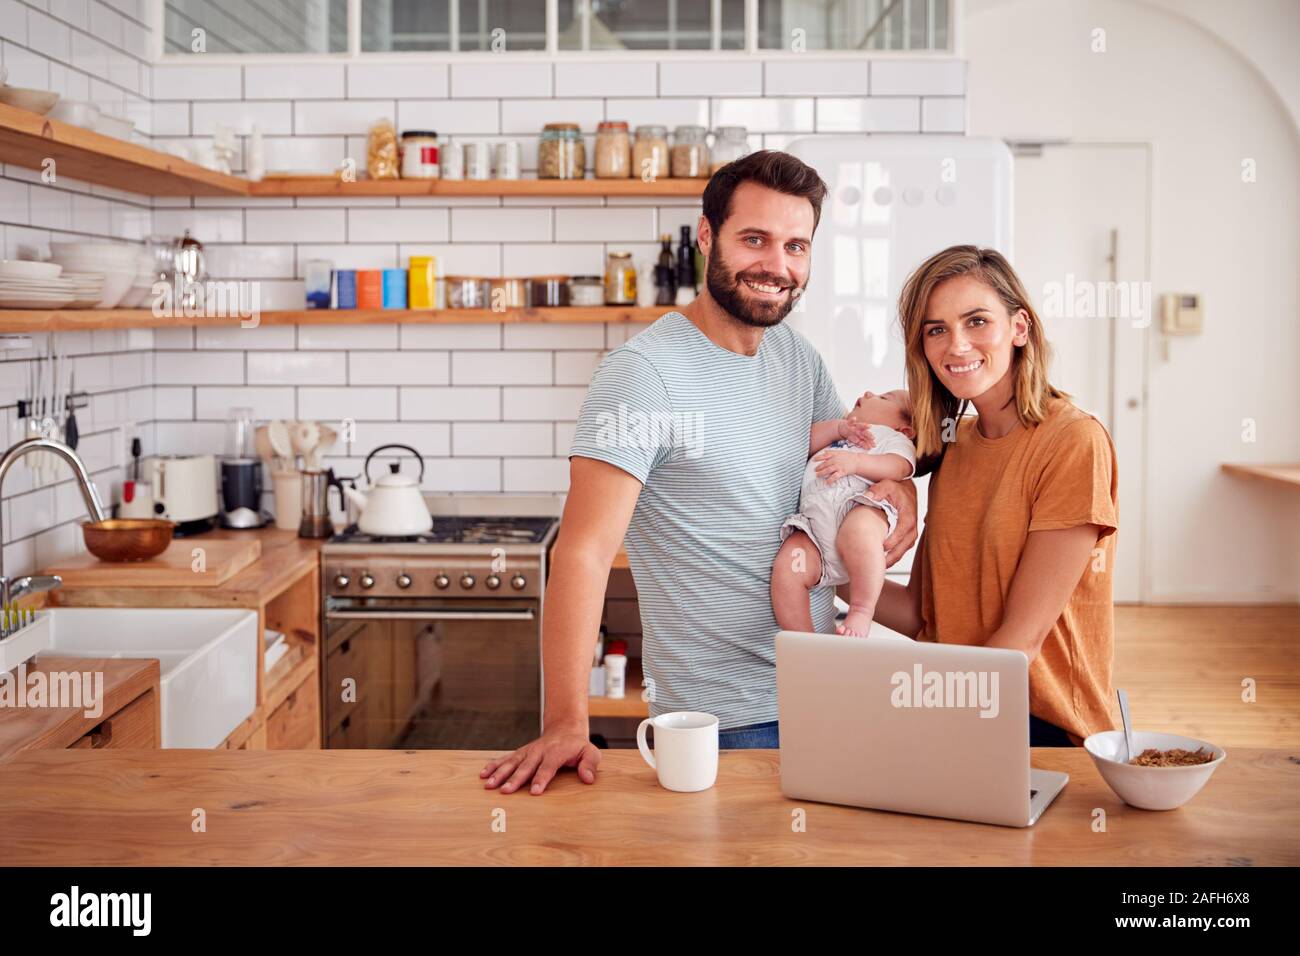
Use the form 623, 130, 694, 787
0, 30, 965, 574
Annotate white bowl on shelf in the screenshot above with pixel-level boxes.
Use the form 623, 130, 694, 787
46, 99, 101, 129
1084, 730, 1226, 811
0, 85, 59, 114
0, 260, 62, 280
49, 259, 134, 308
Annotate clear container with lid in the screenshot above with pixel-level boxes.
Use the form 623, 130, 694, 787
633, 125, 670, 182
671, 125, 710, 179
445, 276, 489, 309
595, 121, 631, 178
569, 275, 605, 307
710, 126, 750, 174
528, 275, 571, 307
539, 123, 585, 179
400, 130, 440, 179
604, 252, 637, 305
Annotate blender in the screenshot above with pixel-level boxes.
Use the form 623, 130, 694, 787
220, 407, 267, 529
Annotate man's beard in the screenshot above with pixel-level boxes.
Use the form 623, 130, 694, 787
705, 246, 804, 328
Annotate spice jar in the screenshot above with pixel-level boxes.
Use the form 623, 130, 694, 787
538, 123, 585, 179
445, 276, 490, 309
488, 277, 526, 311
400, 130, 440, 179
569, 275, 605, 307
527, 275, 571, 307
594, 121, 631, 178
710, 126, 749, 174
604, 252, 637, 305
632, 124, 670, 182
670, 125, 709, 178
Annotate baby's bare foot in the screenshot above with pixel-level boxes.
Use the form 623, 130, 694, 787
836, 608, 873, 637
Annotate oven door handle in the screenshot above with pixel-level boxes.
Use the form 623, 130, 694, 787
327, 609, 536, 621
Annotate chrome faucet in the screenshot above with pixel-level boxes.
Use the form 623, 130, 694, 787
0, 437, 107, 616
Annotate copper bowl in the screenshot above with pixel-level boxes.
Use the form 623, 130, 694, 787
81, 518, 174, 562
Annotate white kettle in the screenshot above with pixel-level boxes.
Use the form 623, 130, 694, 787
343, 444, 432, 537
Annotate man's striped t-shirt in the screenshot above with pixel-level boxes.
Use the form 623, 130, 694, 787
569, 310, 844, 730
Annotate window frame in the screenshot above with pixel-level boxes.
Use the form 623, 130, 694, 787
152, 0, 962, 62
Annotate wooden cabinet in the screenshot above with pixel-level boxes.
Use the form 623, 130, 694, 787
67, 689, 158, 751
266, 672, 320, 749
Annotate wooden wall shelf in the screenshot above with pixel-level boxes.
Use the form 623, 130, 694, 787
1221, 463, 1300, 491
0, 104, 706, 199
0, 306, 663, 332
249, 176, 707, 197
0, 103, 246, 196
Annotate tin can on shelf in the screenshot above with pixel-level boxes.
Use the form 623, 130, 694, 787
494, 141, 521, 180
408, 256, 437, 309
464, 141, 492, 181
333, 269, 357, 309
356, 270, 383, 309
400, 130, 440, 179
382, 269, 408, 309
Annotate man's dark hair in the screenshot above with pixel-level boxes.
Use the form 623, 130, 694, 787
701, 150, 828, 239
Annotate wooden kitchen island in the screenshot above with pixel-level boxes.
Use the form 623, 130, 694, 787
1, 747, 1296, 866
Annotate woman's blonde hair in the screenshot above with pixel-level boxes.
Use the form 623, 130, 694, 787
898, 245, 1066, 459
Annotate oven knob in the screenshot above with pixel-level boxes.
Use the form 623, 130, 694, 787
360, 573, 375, 590
333, 574, 350, 589
435, 574, 450, 589
485, 574, 501, 590
459, 573, 476, 589
510, 574, 527, 590
396, 573, 412, 589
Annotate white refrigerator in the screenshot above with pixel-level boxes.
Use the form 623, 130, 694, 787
784, 135, 1014, 575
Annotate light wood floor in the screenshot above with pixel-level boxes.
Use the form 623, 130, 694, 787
1112, 604, 1300, 748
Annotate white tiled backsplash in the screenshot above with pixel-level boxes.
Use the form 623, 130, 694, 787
0, 2, 967, 576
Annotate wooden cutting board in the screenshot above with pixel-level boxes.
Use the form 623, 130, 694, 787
45, 538, 262, 588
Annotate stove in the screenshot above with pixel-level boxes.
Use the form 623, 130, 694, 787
320, 498, 561, 751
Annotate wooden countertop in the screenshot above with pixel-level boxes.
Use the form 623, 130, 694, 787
1, 748, 1295, 866
0, 656, 159, 762
48, 527, 322, 609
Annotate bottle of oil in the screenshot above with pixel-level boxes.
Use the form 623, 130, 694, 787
675, 225, 696, 306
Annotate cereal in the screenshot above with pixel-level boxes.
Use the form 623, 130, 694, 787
1129, 746, 1216, 767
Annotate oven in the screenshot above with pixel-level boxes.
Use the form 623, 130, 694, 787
321, 545, 548, 750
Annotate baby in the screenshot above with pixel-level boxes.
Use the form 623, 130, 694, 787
771, 389, 917, 637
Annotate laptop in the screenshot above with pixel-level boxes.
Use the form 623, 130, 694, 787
775, 630, 1068, 828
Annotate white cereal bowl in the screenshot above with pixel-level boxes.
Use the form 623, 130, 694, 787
0, 260, 62, 280
1084, 730, 1226, 811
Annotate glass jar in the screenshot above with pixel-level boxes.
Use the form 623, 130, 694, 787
488, 277, 526, 310
594, 121, 631, 178
670, 125, 709, 178
569, 275, 605, 307
710, 126, 749, 174
604, 252, 637, 305
632, 125, 670, 182
538, 123, 585, 179
445, 276, 489, 309
400, 130, 440, 179
528, 275, 571, 307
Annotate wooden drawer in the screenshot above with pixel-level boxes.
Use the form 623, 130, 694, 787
266, 671, 320, 750
67, 690, 157, 751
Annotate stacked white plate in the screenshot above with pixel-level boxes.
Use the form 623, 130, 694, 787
0, 260, 76, 308
61, 272, 107, 309
50, 242, 142, 309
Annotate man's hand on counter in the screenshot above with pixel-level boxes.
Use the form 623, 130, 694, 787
480, 721, 601, 795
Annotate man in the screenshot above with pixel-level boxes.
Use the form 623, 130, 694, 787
481, 151, 918, 795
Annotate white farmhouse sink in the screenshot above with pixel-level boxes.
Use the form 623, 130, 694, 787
36, 607, 258, 749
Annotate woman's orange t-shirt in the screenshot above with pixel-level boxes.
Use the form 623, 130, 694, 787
919, 398, 1119, 745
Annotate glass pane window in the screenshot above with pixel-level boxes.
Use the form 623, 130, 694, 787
362, 1, 452, 52
560, 0, 745, 51
758, 0, 951, 52
458, 0, 548, 51
165, 0, 348, 54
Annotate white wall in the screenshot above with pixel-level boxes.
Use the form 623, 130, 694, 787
965, 0, 1300, 603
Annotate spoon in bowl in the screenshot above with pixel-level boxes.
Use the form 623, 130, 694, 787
1117, 688, 1135, 763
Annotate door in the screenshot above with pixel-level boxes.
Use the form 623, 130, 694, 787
1012, 144, 1149, 602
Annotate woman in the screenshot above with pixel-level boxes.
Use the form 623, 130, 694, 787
873, 245, 1118, 747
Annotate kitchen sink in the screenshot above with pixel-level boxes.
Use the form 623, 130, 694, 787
37, 607, 258, 749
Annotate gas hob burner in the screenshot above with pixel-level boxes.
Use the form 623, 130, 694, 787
330, 515, 557, 546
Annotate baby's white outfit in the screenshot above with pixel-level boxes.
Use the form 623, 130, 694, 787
780, 424, 917, 587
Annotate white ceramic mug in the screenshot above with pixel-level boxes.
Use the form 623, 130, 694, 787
636, 711, 719, 792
